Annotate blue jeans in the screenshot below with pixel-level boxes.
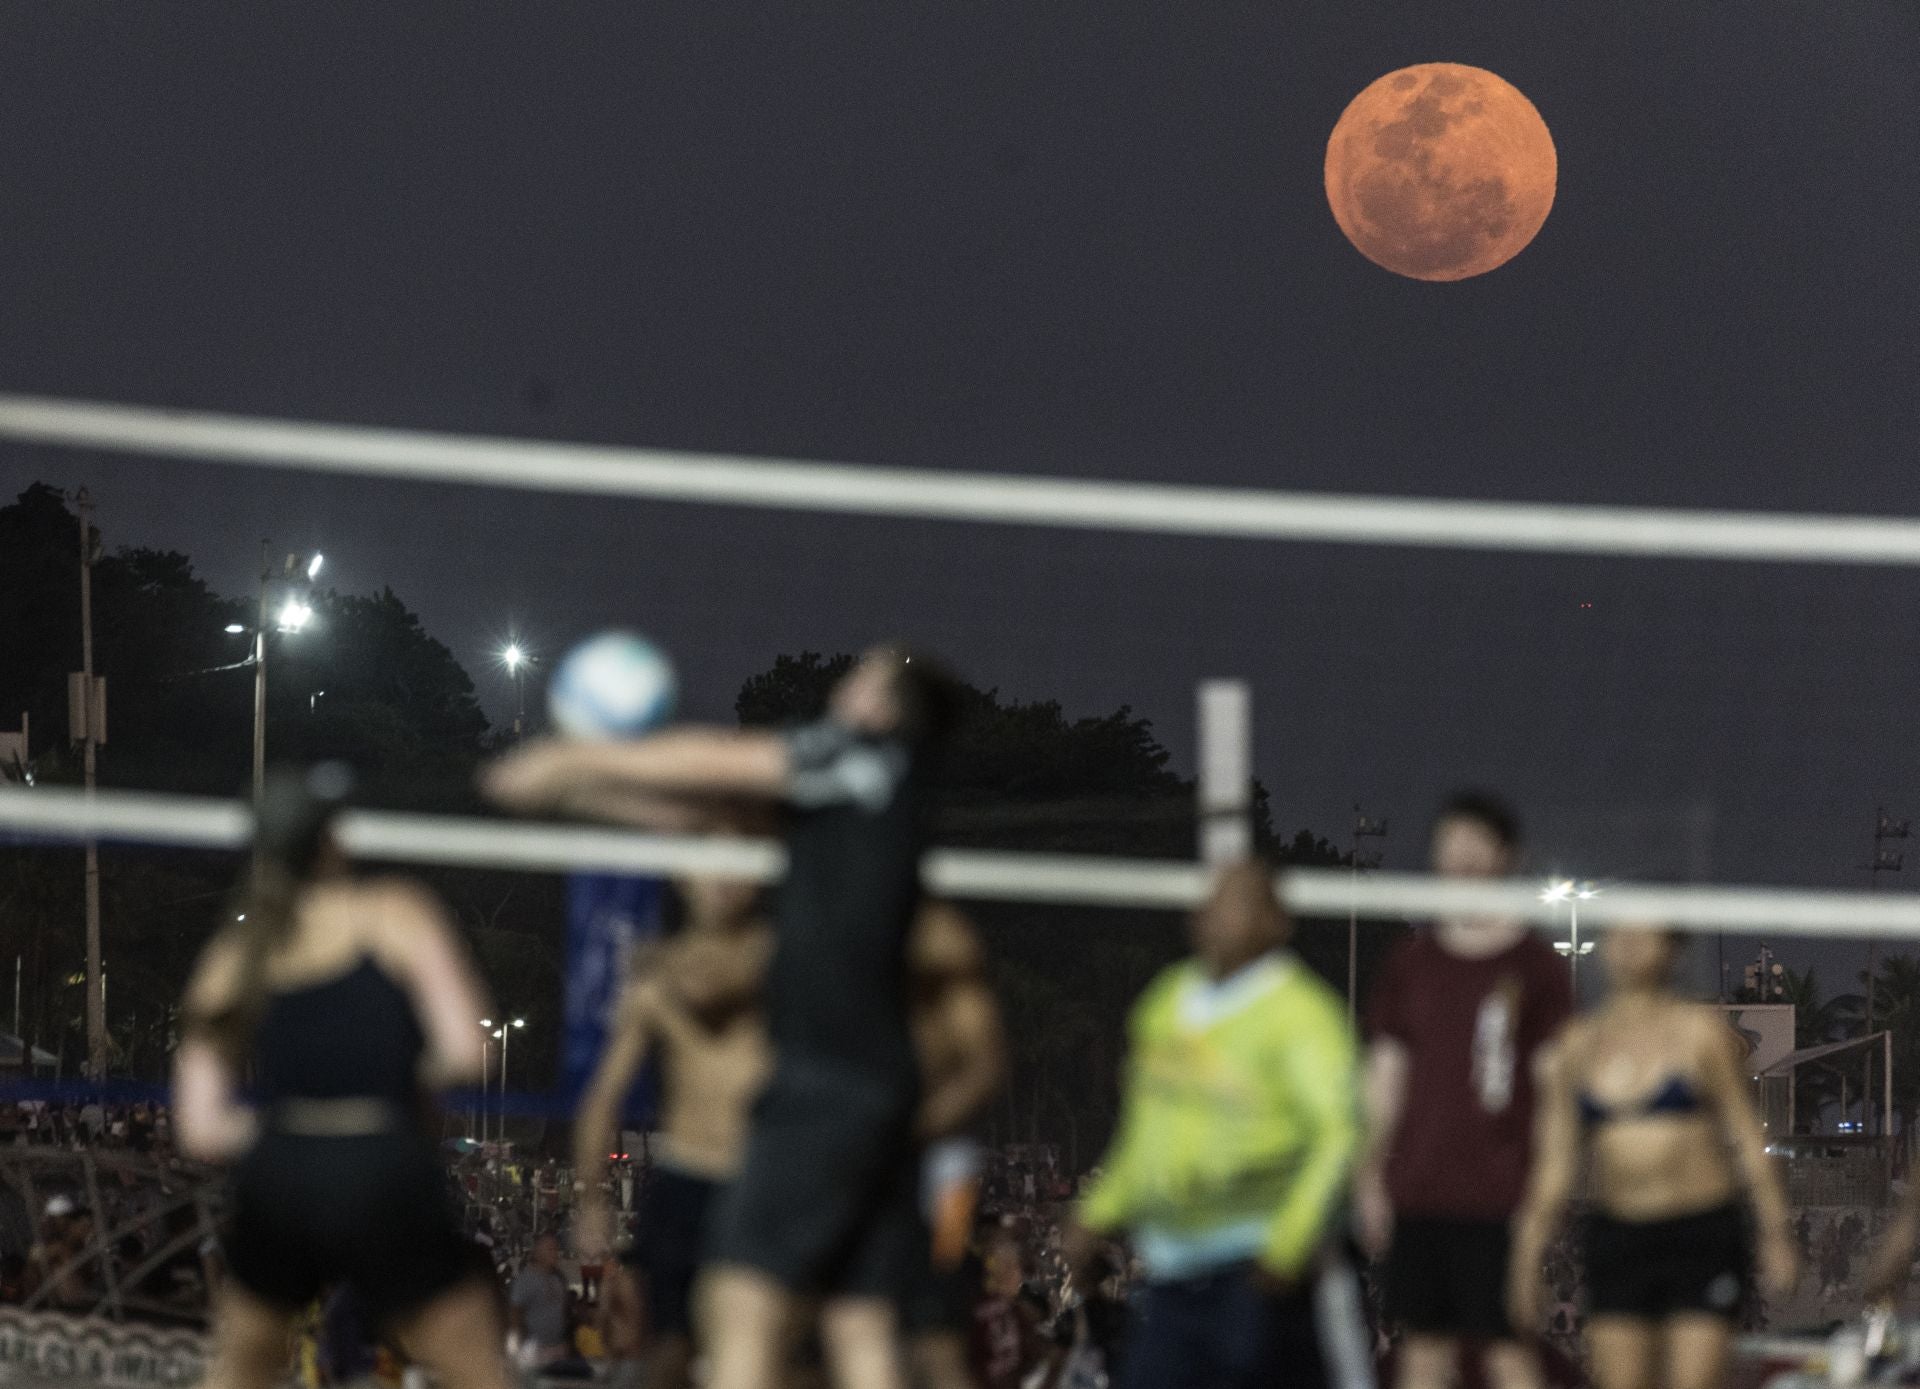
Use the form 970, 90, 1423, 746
1121, 1264, 1332, 1389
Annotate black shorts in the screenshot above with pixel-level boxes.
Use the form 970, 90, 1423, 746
705, 1065, 927, 1297
224, 1131, 477, 1325
1584, 1204, 1750, 1322
1385, 1216, 1513, 1339
621, 1165, 720, 1338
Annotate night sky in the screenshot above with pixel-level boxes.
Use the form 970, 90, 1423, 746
2, 2, 1918, 988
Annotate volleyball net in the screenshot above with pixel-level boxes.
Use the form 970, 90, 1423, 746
1, 392, 1917, 1127
2, 391, 1918, 916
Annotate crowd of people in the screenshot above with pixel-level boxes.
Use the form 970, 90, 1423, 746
88, 645, 1911, 1389
981, 1147, 1076, 1212
53, 1123, 1116, 1383
0, 1176, 219, 1320
3, 1099, 172, 1154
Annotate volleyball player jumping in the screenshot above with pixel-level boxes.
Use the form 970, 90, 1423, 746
487, 644, 962, 1389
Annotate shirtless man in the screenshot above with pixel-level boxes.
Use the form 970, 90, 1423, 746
573, 887, 1001, 1389
573, 867, 773, 1389
904, 903, 1007, 1389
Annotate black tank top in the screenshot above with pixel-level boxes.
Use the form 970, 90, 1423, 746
253, 956, 426, 1103
771, 720, 926, 1096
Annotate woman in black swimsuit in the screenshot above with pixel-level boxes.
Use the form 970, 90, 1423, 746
1509, 925, 1797, 1389
173, 766, 510, 1389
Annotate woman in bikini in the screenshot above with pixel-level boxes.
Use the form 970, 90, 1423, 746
1509, 925, 1798, 1389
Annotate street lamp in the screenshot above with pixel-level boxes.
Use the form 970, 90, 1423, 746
498, 1017, 526, 1144
1542, 880, 1600, 991
236, 546, 325, 801
499, 642, 535, 738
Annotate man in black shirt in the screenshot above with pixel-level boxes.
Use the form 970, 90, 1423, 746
485, 645, 961, 1389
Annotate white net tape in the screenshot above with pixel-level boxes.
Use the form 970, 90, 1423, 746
6, 786, 1920, 936
5, 393, 1920, 563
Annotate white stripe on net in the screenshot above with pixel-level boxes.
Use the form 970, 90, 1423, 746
6, 785, 1920, 935
5, 393, 1920, 563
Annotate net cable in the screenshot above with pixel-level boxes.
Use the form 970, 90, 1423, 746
4, 786, 1918, 936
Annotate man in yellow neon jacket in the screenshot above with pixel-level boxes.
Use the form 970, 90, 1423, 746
1067, 860, 1371, 1389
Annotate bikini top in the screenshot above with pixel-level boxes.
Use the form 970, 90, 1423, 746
1578, 1073, 1705, 1128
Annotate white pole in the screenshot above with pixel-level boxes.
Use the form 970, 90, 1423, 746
1197, 681, 1251, 867
1569, 898, 1581, 996
481, 1037, 491, 1145
1349, 860, 1359, 1024
499, 1027, 510, 1148
252, 542, 270, 803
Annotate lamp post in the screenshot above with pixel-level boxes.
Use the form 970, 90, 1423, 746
477, 1023, 493, 1144
240, 547, 322, 801
498, 1017, 525, 1144
1542, 880, 1599, 993
1861, 810, 1907, 1139
1348, 807, 1389, 1025
500, 643, 535, 738
74, 488, 106, 1078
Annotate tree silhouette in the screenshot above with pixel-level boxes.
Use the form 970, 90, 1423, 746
733, 650, 853, 728
0, 484, 502, 1076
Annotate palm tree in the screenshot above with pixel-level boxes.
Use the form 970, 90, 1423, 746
1832, 955, 1920, 1137
1778, 966, 1846, 1131
1779, 966, 1845, 1046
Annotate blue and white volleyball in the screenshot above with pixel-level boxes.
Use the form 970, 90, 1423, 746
547, 632, 678, 739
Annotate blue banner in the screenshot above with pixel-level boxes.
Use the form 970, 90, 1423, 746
563, 872, 665, 1125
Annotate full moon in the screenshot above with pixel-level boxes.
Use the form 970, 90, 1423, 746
1324, 63, 1556, 282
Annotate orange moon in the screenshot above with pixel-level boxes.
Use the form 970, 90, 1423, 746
1324, 63, 1556, 282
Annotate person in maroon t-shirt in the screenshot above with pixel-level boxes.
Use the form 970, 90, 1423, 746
1357, 792, 1573, 1389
